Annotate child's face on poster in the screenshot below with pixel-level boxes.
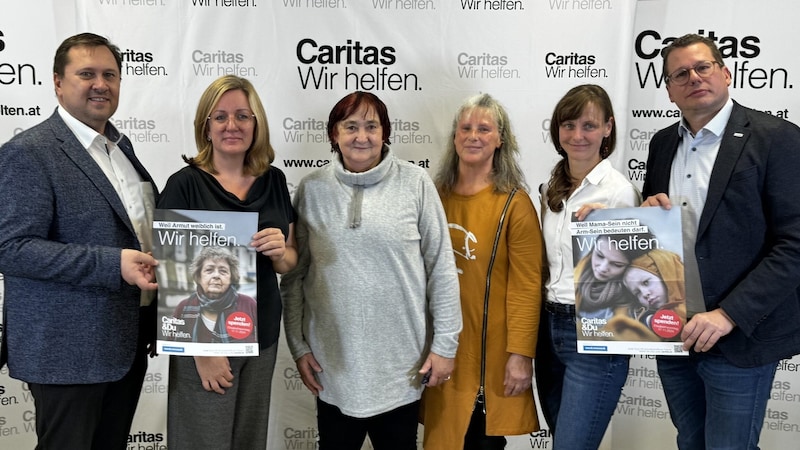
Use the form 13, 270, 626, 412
624, 267, 668, 309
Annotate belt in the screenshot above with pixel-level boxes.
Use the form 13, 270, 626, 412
544, 301, 576, 317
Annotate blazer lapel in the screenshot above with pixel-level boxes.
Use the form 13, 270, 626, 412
646, 123, 681, 196
111, 123, 158, 197
49, 114, 137, 234
659, 130, 681, 194
697, 102, 749, 238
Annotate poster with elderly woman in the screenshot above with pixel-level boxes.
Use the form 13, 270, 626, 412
153, 209, 259, 356
570, 206, 688, 356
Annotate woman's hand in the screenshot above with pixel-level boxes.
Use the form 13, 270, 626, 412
251, 224, 297, 274
194, 356, 234, 394
251, 227, 287, 261
641, 193, 672, 208
417, 352, 454, 387
504, 353, 532, 396
574, 203, 607, 221
296, 353, 324, 395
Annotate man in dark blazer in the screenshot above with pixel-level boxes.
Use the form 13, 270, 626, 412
0, 33, 159, 449
642, 33, 800, 450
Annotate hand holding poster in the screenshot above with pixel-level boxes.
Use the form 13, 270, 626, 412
153, 209, 259, 357
571, 206, 688, 356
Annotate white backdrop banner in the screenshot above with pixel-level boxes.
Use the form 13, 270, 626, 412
1, 1, 799, 449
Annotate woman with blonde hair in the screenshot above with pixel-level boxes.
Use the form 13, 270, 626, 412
159, 75, 297, 449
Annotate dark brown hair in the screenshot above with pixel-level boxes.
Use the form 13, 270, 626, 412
53, 33, 122, 77
327, 91, 392, 153
546, 84, 616, 213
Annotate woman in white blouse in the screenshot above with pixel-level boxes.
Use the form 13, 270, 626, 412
535, 84, 641, 450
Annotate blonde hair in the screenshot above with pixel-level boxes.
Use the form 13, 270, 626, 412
186, 75, 274, 176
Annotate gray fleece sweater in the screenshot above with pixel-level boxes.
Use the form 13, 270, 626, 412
281, 148, 462, 418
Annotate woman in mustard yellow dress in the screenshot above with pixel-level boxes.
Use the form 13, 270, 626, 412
421, 93, 543, 450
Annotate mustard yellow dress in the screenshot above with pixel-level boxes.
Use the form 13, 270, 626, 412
421, 185, 543, 449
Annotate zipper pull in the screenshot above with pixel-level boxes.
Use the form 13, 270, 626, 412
476, 386, 486, 414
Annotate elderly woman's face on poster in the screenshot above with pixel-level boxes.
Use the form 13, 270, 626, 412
197, 258, 232, 299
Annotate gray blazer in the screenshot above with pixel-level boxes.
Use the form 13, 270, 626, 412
643, 101, 800, 367
0, 109, 157, 384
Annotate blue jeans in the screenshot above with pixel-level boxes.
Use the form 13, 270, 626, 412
656, 352, 776, 450
535, 306, 630, 450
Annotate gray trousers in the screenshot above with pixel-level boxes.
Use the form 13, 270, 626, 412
167, 343, 278, 450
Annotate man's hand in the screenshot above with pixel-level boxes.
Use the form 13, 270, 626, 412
121, 249, 158, 290
681, 309, 736, 352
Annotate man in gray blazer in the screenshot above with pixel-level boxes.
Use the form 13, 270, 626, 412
0, 33, 159, 449
642, 33, 800, 450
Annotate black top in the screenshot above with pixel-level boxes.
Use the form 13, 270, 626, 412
158, 165, 296, 348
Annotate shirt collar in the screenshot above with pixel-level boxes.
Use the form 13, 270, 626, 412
57, 105, 123, 149
582, 158, 613, 187
677, 97, 734, 139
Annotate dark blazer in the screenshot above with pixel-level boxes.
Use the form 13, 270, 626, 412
643, 101, 800, 367
0, 109, 157, 384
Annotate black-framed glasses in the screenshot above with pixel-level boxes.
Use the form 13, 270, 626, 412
207, 112, 256, 125
666, 60, 720, 86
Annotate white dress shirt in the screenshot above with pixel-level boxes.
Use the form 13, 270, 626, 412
58, 106, 155, 306
669, 97, 734, 315
542, 159, 641, 305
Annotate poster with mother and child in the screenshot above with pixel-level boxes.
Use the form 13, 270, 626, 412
571, 207, 688, 356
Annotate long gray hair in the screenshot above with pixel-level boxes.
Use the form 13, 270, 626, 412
435, 93, 527, 195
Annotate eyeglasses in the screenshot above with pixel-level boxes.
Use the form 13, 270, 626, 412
208, 112, 256, 125
666, 60, 720, 86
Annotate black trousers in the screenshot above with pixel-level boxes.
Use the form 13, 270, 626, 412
464, 406, 507, 450
316, 397, 420, 450
29, 338, 148, 450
